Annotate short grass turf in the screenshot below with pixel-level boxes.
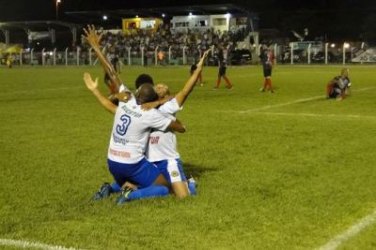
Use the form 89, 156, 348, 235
0, 64, 376, 249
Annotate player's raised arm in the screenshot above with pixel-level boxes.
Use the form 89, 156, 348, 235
174, 49, 210, 106
83, 25, 122, 93
83, 72, 117, 114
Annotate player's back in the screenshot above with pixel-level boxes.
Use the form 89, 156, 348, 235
108, 97, 172, 164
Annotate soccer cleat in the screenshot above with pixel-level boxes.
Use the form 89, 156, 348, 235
259, 87, 265, 92
188, 176, 197, 186
92, 182, 113, 201
187, 176, 197, 195
116, 187, 134, 205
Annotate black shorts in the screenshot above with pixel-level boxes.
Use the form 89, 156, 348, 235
219, 66, 226, 76
263, 65, 272, 77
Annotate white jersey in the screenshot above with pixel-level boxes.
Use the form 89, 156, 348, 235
108, 96, 173, 164
147, 98, 182, 162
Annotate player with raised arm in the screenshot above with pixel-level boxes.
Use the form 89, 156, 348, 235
84, 25, 209, 202
84, 73, 186, 204
140, 49, 211, 199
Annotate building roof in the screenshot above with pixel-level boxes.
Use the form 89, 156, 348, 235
65, 4, 255, 22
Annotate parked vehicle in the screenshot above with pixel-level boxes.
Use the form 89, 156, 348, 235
230, 49, 252, 65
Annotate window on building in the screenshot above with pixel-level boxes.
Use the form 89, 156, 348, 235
213, 18, 226, 26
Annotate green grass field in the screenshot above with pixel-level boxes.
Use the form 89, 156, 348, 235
0, 64, 376, 250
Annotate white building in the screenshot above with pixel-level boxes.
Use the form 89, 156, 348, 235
171, 14, 248, 33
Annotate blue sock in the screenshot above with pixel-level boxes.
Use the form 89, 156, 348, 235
111, 182, 122, 193
128, 185, 169, 201
188, 182, 197, 195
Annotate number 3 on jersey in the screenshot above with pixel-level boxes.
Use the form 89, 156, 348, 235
116, 114, 131, 136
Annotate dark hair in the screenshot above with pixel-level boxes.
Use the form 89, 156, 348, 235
135, 74, 154, 89
136, 83, 158, 104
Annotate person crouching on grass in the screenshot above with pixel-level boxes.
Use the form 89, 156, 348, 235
326, 68, 351, 101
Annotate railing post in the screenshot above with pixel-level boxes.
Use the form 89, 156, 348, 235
274, 43, 278, 65
31, 48, 34, 65
342, 43, 347, 65
77, 47, 80, 66
182, 46, 187, 65
19, 50, 23, 66
289, 43, 294, 65
141, 46, 145, 66
168, 46, 172, 65
53, 48, 57, 65
127, 47, 131, 66
325, 43, 329, 64
65, 48, 68, 66
155, 46, 159, 66
42, 48, 46, 66
307, 43, 311, 64
89, 48, 92, 66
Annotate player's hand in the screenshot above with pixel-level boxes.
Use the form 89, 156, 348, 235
83, 72, 98, 91
83, 25, 102, 49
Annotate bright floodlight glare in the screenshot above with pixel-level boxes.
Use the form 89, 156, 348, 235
330, 43, 336, 48
343, 43, 350, 49
103, 15, 108, 20
225, 13, 231, 18
162, 13, 166, 18
189, 12, 193, 16
57, 0, 61, 3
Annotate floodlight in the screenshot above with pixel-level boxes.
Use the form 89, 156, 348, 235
103, 15, 108, 20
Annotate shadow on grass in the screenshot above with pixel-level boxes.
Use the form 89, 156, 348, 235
183, 162, 219, 179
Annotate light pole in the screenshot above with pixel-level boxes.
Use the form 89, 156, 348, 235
56, 0, 61, 20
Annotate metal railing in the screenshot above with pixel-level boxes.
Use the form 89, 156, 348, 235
2, 42, 374, 67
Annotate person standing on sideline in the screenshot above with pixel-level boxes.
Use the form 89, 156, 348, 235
214, 45, 233, 89
259, 45, 275, 93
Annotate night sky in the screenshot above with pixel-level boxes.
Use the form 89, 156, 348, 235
1, 0, 376, 41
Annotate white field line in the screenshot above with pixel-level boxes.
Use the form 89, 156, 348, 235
253, 112, 376, 120
317, 209, 376, 250
0, 238, 83, 250
235, 87, 376, 114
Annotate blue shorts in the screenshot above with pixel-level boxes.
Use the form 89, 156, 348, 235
107, 158, 161, 188
153, 159, 187, 184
